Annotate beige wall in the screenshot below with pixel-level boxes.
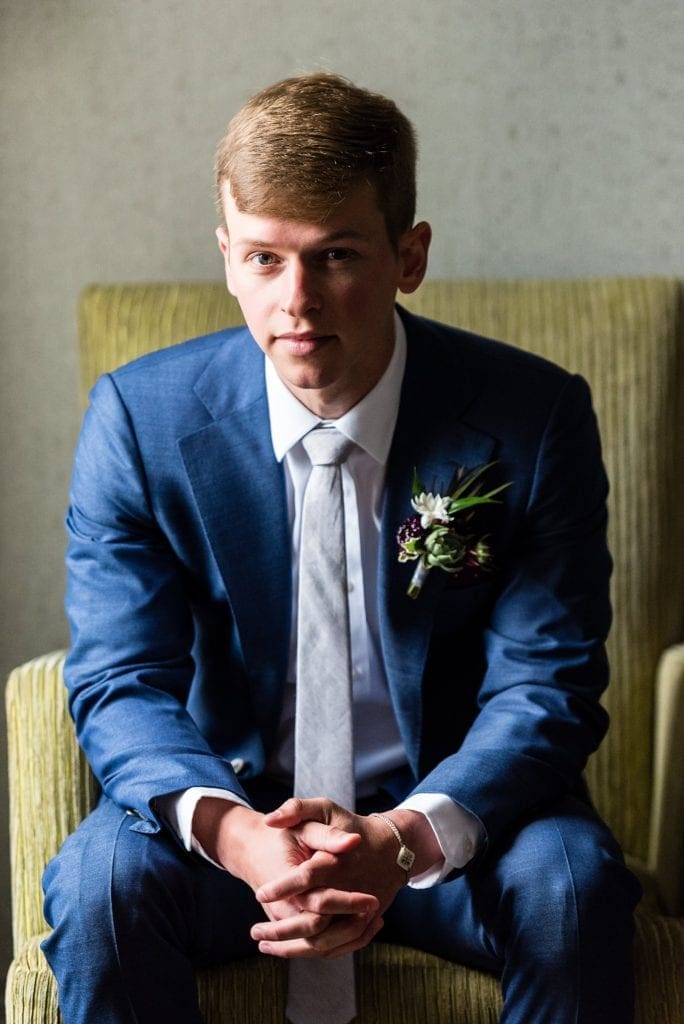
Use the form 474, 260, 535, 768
1, 0, 682, 990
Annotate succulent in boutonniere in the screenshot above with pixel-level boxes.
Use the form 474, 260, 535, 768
397, 462, 511, 599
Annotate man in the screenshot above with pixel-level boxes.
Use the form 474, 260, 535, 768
42, 73, 640, 1024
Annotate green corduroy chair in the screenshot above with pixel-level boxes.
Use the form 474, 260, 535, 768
6, 278, 684, 1023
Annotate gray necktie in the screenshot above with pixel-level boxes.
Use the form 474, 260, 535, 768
287, 426, 356, 1024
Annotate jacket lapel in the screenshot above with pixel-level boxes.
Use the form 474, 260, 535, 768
178, 330, 290, 742
379, 310, 497, 769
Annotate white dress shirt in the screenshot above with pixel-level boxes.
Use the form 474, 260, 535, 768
161, 312, 482, 885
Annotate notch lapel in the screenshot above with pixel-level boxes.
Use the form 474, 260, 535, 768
379, 312, 496, 769
178, 331, 291, 743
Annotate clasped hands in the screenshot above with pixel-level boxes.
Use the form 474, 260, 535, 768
194, 796, 438, 961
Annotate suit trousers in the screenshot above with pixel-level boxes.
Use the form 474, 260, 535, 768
42, 789, 641, 1024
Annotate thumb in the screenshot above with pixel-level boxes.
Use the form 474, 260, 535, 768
296, 820, 362, 854
263, 797, 328, 829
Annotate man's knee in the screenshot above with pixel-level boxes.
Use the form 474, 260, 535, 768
43, 797, 265, 978
43, 799, 196, 950
42, 800, 217, 1023
491, 797, 641, 946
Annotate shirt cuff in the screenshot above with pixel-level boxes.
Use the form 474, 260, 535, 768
156, 787, 252, 870
397, 792, 484, 888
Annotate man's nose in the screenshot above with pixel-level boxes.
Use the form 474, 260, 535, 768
280, 261, 321, 318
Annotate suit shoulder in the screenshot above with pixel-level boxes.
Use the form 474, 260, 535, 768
85, 324, 258, 436
107, 325, 248, 383
401, 308, 572, 388
87, 324, 253, 412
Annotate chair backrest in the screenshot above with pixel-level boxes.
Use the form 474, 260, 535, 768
78, 277, 684, 863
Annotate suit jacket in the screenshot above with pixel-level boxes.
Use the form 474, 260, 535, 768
64, 306, 611, 855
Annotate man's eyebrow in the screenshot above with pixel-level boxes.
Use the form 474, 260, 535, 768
232, 228, 369, 248
315, 228, 369, 244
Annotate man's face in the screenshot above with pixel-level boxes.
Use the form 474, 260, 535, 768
217, 182, 430, 418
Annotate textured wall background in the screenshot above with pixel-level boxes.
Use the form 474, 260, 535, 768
1, 0, 682, 993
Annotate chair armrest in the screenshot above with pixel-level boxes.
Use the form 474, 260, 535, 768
5, 652, 97, 954
648, 643, 684, 915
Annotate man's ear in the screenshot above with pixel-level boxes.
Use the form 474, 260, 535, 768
216, 225, 229, 255
215, 226, 237, 296
397, 221, 431, 295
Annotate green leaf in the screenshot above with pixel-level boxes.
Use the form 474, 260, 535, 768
411, 466, 425, 498
452, 482, 511, 510
450, 461, 497, 500
449, 495, 496, 515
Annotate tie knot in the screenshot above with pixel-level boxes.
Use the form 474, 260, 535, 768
302, 427, 353, 467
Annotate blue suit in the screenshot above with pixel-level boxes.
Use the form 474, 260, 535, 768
43, 308, 640, 1023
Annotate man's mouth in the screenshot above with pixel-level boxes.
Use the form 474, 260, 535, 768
276, 333, 336, 355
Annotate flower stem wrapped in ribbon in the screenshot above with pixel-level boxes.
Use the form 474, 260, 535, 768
397, 462, 512, 599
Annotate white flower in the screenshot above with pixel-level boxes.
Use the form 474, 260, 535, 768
411, 491, 451, 529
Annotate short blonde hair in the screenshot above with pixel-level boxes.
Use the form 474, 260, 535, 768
215, 72, 417, 245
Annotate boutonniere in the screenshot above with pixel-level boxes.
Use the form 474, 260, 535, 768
396, 462, 512, 599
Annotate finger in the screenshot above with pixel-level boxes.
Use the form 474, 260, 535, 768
292, 887, 379, 917
294, 820, 362, 854
257, 911, 378, 959
262, 797, 307, 827
321, 914, 385, 959
263, 797, 329, 828
261, 898, 313, 924
256, 849, 339, 903
251, 911, 329, 943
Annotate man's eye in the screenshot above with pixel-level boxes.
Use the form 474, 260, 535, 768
323, 248, 353, 262
249, 253, 277, 267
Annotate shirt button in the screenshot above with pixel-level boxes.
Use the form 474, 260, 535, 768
347, 580, 355, 593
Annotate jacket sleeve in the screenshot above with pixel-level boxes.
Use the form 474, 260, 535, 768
64, 373, 247, 830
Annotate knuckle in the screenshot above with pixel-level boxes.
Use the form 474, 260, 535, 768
299, 864, 315, 887
304, 912, 326, 935
306, 893, 321, 914
307, 891, 328, 915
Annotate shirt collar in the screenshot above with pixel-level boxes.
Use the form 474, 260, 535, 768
265, 309, 407, 466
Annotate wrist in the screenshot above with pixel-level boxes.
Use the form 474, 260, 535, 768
192, 797, 263, 877
370, 813, 415, 882
381, 809, 444, 879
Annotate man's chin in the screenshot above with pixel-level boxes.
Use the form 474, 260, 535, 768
270, 354, 338, 392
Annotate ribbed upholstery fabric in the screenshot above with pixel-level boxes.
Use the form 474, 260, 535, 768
6, 938, 59, 1024
76, 282, 244, 407
6, 278, 683, 1022
633, 911, 684, 1024
5, 654, 96, 956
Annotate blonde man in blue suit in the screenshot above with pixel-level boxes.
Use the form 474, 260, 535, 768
42, 73, 640, 1024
